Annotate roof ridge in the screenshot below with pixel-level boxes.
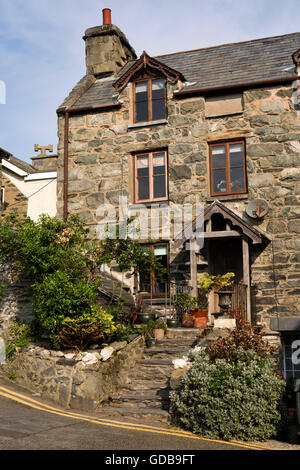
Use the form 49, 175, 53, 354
154, 30, 300, 59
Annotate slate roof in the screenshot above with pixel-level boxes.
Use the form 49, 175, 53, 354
0, 147, 37, 174
66, 31, 300, 109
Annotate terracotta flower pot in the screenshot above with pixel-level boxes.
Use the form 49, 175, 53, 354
194, 316, 207, 328
153, 328, 165, 340
192, 309, 208, 318
182, 313, 194, 328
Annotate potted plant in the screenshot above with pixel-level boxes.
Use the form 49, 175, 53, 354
151, 320, 167, 340
141, 322, 156, 347
167, 312, 180, 328
191, 292, 209, 328
173, 293, 194, 328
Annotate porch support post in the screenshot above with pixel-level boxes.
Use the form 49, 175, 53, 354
242, 238, 251, 322
189, 240, 198, 298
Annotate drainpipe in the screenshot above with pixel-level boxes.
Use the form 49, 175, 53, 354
58, 102, 121, 220
63, 110, 69, 220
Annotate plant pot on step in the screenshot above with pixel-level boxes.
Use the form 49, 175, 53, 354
153, 328, 165, 340
167, 318, 180, 328
191, 308, 208, 318
146, 338, 156, 348
193, 316, 207, 328
182, 312, 194, 328
137, 312, 155, 324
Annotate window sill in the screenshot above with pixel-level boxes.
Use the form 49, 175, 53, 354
206, 193, 249, 202
129, 201, 169, 209
128, 119, 168, 129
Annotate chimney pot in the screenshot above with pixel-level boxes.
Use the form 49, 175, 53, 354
102, 8, 111, 25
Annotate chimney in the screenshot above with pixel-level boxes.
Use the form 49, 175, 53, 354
83, 8, 136, 77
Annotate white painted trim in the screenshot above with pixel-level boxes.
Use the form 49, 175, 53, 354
2, 159, 28, 177
24, 172, 57, 181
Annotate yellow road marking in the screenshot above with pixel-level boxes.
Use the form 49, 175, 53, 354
0, 385, 279, 451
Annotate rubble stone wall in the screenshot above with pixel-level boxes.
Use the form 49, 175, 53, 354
0, 335, 145, 411
56, 81, 300, 326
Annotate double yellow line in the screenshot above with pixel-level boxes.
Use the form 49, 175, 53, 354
0, 385, 278, 451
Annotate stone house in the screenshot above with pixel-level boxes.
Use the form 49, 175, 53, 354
0, 146, 57, 221
56, 9, 300, 378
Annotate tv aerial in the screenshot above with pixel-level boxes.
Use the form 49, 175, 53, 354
246, 199, 269, 219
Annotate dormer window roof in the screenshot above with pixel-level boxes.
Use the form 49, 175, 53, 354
113, 51, 185, 93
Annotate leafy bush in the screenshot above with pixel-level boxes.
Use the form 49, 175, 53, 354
206, 319, 277, 361
0, 214, 164, 350
170, 347, 285, 442
33, 271, 100, 348
58, 306, 117, 350
5, 320, 35, 359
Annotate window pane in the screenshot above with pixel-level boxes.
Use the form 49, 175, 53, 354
154, 244, 168, 293
153, 153, 166, 175
152, 79, 165, 99
154, 175, 166, 199
230, 167, 245, 191
213, 169, 227, 193
138, 178, 150, 200
135, 81, 148, 101
152, 99, 165, 120
212, 146, 226, 168
140, 271, 151, 292
137, 155, 149, 177
136, 101, 148, 122
154, 245, 168, 256
230, 143, 244, 167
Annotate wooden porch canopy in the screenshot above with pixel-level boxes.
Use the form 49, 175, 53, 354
174, 201, 268, 321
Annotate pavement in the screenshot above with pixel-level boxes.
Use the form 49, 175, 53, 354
0, 374, 299, 454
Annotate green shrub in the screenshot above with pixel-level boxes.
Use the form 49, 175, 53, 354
58, 306, 117, 350
170, 347, 285, 442
6, 320, 35, 359
33, 271, 99, 347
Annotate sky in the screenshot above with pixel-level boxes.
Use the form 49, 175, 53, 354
0, 0, 300, 163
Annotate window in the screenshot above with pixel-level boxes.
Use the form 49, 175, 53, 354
282, 334, 300, 380
139, 243, 169, 296
209, 140, 247, 196
134, 151, 168, 203
133, 78, 166, 123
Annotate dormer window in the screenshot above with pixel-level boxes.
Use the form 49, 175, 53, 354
133, 78, 166, 123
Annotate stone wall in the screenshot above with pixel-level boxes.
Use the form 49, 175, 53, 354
0, 174, 28, 218
0, 262, 33, 340
0, 335, 145, 411
56, 81, 300, 326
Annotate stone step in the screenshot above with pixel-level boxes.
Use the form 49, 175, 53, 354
111, 390, 171, 410
100, 406, 170, 423
155, 338, 198, 346
144, 347, 190, 356
120, 379, 170, 392
136, 358, 174, 366
166, 328, 204, 340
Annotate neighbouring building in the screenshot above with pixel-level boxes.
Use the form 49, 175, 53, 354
0, 145, 57, 221
56, 9, 300, 377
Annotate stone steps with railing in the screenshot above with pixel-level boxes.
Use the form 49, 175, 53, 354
101, 328, 203, 422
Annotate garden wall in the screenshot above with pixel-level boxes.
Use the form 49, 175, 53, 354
0, 262, 33, 340
0, 335, 145, 411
